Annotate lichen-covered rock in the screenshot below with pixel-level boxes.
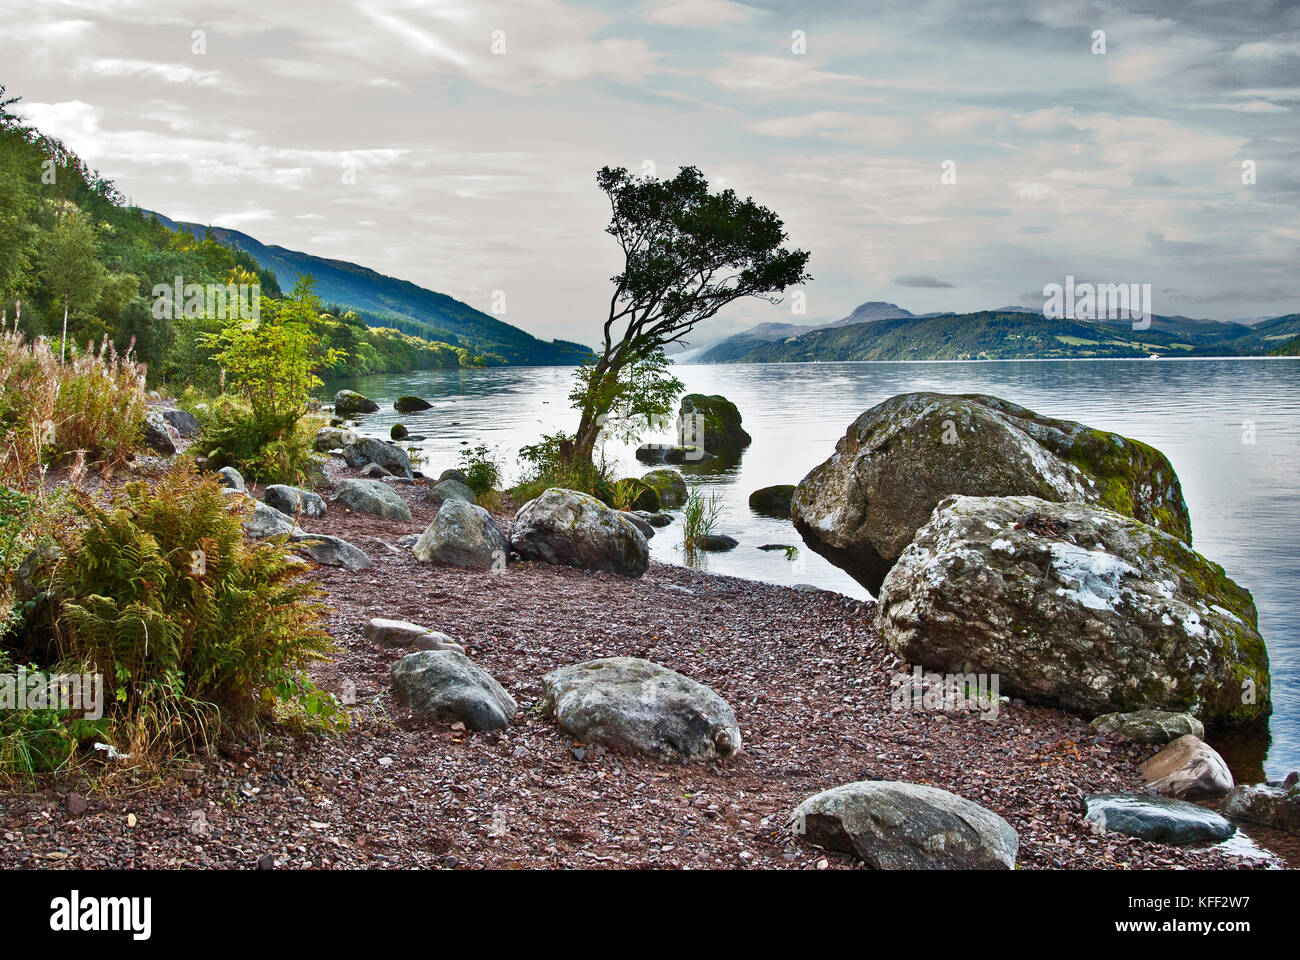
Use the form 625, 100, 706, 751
540, 657, 740, 761
412, 499, 508, 570
390, 650, 516, 730
394, 395, 432, 413
143, 412, 178, 455
680, 393, 751, 451
341, 438, 413, 478
263, 484, 327, 519
424, 477, 475, 508
1139, 734, 1234, 799
511, 488, 649, 578
159, 408, 200, 438
1089, 710, 1205, 744
618, 511, 655, 539
792, 781, 1018, 869
240, 499, 301, 539
315, 426, 358, 452
792, 393, 1193, 593
641, 469, 687, 508
1083, 793, 1235, 844
877, 495, 1270, 726
334, 390, 379, 416
330, 478, 412, 522
1220, 772, 1300, 834
749, 484, 795, 518
289, 532, 371, 571
216, 466, 245, 491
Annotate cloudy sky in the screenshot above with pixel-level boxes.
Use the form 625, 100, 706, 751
3, 0, 1298, 343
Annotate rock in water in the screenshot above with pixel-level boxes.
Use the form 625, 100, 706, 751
699, 534, 738, 551
334, 390, 379, 416
263, 484, 327, 519
412, 499, 509, 570
617, 510, 655, 539
424, 477, 475, 508
1139, 734, 1235, 799
289, 533, 370, 571
315, 426, 358, 452
330, 479, 413, 522
877, 495, 1270, 726
1089, 710, 1205, 744
390, 423, 409, 441
641, 469, 687, 508
1083, 793, 1235, 844
390, 650, 516, 731
792, 781, 1018, 869
540, 657, 740, 761
1220, 773, 1300, 834
791, 392, 1193, 593
635, 444, 714, 465
680, 393, 751, 452
511, 488, 649, 578
394, 395, 433, 413
748, 484, 795, 518
341, 438, 413, 478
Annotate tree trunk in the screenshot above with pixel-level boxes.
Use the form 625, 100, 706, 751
60, 295, 68, 363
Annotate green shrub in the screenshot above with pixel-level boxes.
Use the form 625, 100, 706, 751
457, 443, 501, 498
31, 463, 343, 761
194, 400, 324, 487
513, 430, 619, 504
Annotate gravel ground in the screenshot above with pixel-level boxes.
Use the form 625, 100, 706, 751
0, 456, 1288, 870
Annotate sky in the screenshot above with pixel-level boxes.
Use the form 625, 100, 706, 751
2, 0, 1298, 345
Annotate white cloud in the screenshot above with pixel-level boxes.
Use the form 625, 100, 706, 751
640, 0, 758, 27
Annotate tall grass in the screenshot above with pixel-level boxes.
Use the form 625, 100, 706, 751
0, 329, 146, 483
680, 484, 723, 566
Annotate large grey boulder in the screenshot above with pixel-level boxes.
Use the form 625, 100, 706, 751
540, 657, 740, 762
680, 393, 751, 451
240, 499, 301, 539
216, 466, 245, 491
792, 393, 1193, 593
1083, 793, 1235, 844
793, 781, 1018, 869
877, 495, 1270, 726
159, 408, 200, 438
641, 469, 687, 508
289, 533, 371, 571
263, 484, 327, 519
143, 412, 178, 455
330, 478, 413, 522
424, 477, 475, 508
412, 499, 508, 570
342, 438, 413, 478
1139, 735, 1234, 799
315, 426, 358, 452
1220, 772, 1300, 834
511, 488, 649, 578
1089, 710, 1204, 744
390, 650, 516, 731
334, 390, 379, 416
618, 511, 655, 539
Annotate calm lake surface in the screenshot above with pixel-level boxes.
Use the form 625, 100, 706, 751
323, 358, 1300, 780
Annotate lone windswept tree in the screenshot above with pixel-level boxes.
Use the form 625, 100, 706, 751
569, 165, 811, 464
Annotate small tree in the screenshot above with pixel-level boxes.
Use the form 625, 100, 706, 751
569, 165, 810, 464
39, 207, 105, 361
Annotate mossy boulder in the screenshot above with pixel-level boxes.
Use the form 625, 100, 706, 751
749, 484, 795, 518
641, 469, 688, 508
334, 390, 379, 416
792, 392, 1192, 593
391, 423, 409, 441
876, 495, 1270, 727
510, 488, 649, 578
394, 395, 433, 414
679, 393, 751, 452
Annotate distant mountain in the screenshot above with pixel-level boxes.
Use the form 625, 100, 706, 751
696, 300, 911, 362
826, 301, 914, 327
148, 213, 590, 366
698, 309, 1298, 364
